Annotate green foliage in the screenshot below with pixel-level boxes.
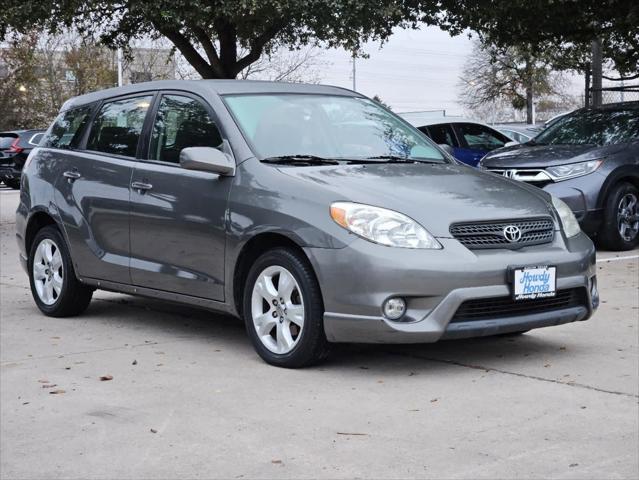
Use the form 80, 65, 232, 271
437, 0, 639, 76
0, 0, 443, 79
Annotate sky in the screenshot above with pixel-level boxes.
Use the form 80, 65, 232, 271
315, 25, 585, 117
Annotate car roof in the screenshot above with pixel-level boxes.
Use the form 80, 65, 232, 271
61, 80, 360, 111
400, 115, 498, 130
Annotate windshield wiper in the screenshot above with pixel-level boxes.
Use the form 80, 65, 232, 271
356, 155, 442, 164
261, 155, 341, 166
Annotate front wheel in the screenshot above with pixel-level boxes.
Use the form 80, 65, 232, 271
28, 226, 93, 317
598, 182, 639, 251
242, 248, 329, 368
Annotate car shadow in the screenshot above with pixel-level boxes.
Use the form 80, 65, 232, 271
84, 292, 582, 373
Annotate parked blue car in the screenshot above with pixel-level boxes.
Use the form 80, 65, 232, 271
401, 117, 514, 167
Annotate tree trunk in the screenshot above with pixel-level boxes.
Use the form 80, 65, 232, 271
525, 81, 534, 124
524, 58, 534, 124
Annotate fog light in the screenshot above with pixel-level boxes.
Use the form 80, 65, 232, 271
383, 297, 406, 320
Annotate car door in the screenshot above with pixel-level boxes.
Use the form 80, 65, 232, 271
54, 94, 154, 284
453, 123, 510, 167
128, 92, 232, 301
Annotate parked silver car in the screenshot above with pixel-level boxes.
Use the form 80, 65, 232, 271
17, 81, 598, 367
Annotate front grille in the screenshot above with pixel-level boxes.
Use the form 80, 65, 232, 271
450, 217, 554, 249
451, 288, 587, 323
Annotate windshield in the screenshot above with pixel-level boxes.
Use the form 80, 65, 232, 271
535, 107, 639, 146
224, 94, 447, 162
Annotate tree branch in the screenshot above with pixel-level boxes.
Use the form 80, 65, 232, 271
157, 26, 214, 78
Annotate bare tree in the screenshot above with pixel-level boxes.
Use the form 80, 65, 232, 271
458, 39, 574, 123
239, 46, 326, 83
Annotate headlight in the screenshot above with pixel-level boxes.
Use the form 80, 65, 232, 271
546, 160, 602, 181
330, 202, 442, 249
551, 196, 581, 238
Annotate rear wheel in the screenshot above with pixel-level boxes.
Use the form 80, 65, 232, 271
28, 226, 93, 317
598, 182, 639, 251
242, 248, 329, 368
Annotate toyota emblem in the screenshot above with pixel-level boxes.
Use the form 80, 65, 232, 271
503, 225, 522, 242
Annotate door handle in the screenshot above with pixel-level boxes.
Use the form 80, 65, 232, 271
63, 170, 81, 181
131, 181, 153, 193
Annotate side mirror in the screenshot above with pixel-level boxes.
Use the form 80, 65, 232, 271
180, 147, 235, 176
504, 141, 519, 148
438, 143, 455, 156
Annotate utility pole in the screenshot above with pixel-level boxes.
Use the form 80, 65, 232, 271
591, 39, 602, 107
352, 52, 357, 91
117, 48, 123, 87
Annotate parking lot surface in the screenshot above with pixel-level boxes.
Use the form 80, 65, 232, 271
1, 186, 638, 479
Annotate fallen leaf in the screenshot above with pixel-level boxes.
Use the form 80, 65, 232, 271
99, 375, 113, 381
569, 463, 579, 468
544, 364, 551, 368
49, 389, 66, 395
132, 360, 138, 365
430, 398, 438, 403
65, 367, 71, 370
271, 460, 283, 464
150, 428, 157, 433
41, 384, 57, 389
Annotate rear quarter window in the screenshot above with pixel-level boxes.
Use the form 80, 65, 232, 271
43, 105, 94, 149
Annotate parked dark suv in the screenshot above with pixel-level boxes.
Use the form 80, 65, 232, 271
480, 102, 639, 250
0, 130, 45, 189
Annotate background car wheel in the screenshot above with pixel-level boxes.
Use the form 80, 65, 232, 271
28, 226, 93, 317
5, 178, 20, 190
242, 247, 329, 368
598, 182, 639, 251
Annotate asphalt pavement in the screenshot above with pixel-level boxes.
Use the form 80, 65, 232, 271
1, 185, 638, 479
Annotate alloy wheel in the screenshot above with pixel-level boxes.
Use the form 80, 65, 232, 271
617, 193, 639, 242
33, 238, 63, 305
251, 265, 305, 354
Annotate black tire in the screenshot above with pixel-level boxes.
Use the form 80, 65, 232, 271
28, 225, 93, 317
598, 182, 639, 251
5, 178, 20, 190
242, 247, 329, 368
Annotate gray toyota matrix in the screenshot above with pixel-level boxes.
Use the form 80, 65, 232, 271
16, 80, 598, 367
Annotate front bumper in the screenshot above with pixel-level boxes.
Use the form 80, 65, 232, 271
540, 175, 605, 234
305, 232, 597, 344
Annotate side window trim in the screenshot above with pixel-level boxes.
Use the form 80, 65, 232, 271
140, 90, 230, 167
82, 92, 158, 160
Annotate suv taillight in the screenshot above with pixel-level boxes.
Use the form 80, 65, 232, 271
8, 137, 23, 154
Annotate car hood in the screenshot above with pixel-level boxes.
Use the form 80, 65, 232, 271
481, 143, 621, 168
278, 162, 555, 237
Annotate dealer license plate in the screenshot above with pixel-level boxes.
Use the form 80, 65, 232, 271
512, 266, 556, 300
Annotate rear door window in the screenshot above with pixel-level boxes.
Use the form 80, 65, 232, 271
423, 124, 458, 147
44, 106, 94, 149
456, 123, 509, 151
87, 96, 153, 158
